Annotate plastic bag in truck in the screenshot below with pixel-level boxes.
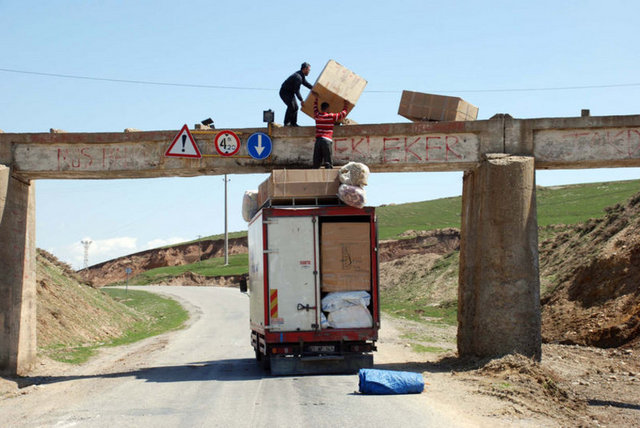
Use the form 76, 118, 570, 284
327, 305, 373, 328
321, 291, 371, 312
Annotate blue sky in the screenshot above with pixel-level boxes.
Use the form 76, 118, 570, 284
2, 1, 640, 268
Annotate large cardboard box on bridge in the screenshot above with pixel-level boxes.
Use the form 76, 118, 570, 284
302, 60, 367, 119
257, 169, 340, 206
398, 90, 479, 122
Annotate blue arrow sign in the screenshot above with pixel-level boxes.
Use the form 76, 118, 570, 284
247, 132, 272, 160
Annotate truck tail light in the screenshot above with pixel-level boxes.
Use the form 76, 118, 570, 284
271, 347, 291, 354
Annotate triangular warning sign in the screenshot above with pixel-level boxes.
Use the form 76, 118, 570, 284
165, 124, 202, 158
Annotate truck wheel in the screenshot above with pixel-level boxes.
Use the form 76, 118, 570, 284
261, 354, 271, 371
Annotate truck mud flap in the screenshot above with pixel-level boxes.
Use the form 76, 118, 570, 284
270, 354, 373, 376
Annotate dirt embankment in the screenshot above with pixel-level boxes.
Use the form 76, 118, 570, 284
378, 228, 460, 262
85, 229, 461, 288
540, 193, 640, 349
83, 237, 248, 286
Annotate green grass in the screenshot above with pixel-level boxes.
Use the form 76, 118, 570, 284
381, 249, 460, 326
382, 300, 458, 326
128, 254, 248, 285
173, 231, 247, 247
375, 179, 640, 240
410, 344, 448, 354
535, 180, 640, 226
43, 289, 188, 364
43, 344, 98, 364
104, 288, 189, 346
377, 196, 461, 240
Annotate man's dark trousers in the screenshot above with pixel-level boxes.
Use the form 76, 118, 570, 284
279, 89, 299, 126
313, 137, 333, 168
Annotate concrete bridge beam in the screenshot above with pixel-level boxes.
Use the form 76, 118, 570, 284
458, 154, 541, 360
0, 166, 37, 375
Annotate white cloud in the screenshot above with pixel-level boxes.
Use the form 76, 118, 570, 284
48, 236, 187, 270
55, 236, 139, 270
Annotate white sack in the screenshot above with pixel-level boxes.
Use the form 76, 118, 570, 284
322, 291, 371, 312
328, 305, 373, 328
320, 312, 330, 329
338, 184, 366, 208
339, 162, 370, 186
242, 190, 259, 222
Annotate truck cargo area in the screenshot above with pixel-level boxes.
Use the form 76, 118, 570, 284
247, 203, 379, 376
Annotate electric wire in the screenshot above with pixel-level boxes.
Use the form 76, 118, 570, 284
2, 67, 640, 94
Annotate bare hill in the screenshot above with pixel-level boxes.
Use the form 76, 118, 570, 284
540, 193, 640, 349
84, 237, 248, 286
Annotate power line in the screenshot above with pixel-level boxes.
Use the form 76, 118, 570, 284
0, 67, 273, 91
2, 66, 640, 94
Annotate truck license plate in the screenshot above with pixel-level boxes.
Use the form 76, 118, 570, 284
309, 345, 335, 352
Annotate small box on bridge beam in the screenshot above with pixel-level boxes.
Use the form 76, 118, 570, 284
398, 90, 478, 122
302, 60, 367, 121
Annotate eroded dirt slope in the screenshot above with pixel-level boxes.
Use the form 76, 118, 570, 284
83, 237, 248, 286
540, 193, 640, 349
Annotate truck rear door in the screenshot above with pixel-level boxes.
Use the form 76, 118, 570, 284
266, 216, 319, 332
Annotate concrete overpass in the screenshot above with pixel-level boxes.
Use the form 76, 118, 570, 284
2, 113, 640, 374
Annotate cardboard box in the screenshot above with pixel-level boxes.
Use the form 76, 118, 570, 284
398, 90, 478, 122
302, 60, 367, 119
321, 222, 371, 292
257, 169, 340, 206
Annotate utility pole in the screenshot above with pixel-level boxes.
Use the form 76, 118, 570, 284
80, 239, 92, 272
223, 175, 230, 265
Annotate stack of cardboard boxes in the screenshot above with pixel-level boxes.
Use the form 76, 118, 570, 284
257, 169, 371, 294
257, 169, 341, 207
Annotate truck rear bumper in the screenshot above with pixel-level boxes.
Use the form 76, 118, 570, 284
258, 327, 378, 343
270, 353, 374, 376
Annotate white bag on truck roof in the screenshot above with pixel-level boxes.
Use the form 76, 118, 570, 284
339, 162, 370, 186
338, 184, 366, 208
242, 190, 259, 222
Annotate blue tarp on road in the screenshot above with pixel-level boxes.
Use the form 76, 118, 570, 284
358, 368, 425, 395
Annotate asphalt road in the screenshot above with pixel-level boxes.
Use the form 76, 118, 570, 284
0, 286, 473, 427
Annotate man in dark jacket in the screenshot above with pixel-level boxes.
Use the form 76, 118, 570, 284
279, 62, 313, 126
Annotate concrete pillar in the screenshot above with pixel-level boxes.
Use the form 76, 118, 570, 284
0, 166, 37, 375
458, 154, 541, 360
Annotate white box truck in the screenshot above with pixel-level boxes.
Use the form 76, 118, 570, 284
247, 204, 379, 375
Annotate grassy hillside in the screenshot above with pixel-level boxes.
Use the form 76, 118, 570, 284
130, 254, 248, 285
377, 196, 461, 240
107, 179, 640, 284
377, 179, 640, 240
37, 250, 188, 363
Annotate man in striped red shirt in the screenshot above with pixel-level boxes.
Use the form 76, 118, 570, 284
312, 92, 349, 169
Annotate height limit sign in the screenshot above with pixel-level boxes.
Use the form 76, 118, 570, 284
214, 130, 241, 156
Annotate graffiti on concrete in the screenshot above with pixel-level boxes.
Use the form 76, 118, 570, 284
14, 144, 157, 173
333, 133, 479, 164
535, 128, 640, 161
56, 147, 136, 170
